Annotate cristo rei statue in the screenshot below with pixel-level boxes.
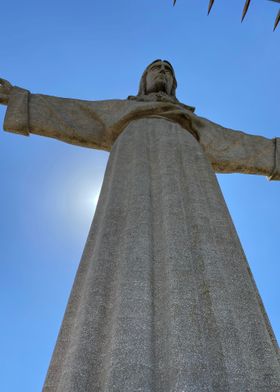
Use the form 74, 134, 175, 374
1, 60, 279, 391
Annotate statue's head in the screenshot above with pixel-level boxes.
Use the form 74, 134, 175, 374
137, 59, 177, 97
128, 59, 195, 112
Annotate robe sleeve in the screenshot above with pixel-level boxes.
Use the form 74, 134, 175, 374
195, 116, 280, 181
3, 86, 122, 151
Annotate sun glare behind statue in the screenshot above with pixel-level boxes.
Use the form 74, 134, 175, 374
92, 189, 101, 208
35, 165, 104, 251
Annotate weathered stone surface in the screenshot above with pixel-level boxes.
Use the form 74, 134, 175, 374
1, 61, 279, 391
42, 119, 280, 391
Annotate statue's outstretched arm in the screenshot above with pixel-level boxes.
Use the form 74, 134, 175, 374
1, 81, 117, 151
194, 115, 280, 181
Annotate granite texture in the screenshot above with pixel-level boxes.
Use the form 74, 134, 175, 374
1, 63, 280, 390
41, 118, 280, 391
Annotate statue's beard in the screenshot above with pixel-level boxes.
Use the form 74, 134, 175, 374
147, 78, 170, 95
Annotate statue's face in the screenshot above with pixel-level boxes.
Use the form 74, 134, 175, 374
145, 61, 174, 95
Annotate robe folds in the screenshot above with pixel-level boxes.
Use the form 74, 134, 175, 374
4, 87, 280, 391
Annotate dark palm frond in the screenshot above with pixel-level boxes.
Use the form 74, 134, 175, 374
273, 9, 280, 30
241, 0, 251, 22
172, 0, 280, 30
268, 0, 280, 30
208, 0, 215, 15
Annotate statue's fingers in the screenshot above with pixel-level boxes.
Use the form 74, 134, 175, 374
0, 78, 7, 86
191, 116, 207, 129
0, 78, 12, 90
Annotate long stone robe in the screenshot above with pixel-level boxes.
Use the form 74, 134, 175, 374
4, 87, 280, 391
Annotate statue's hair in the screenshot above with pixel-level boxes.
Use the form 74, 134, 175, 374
137, 59, 177, 97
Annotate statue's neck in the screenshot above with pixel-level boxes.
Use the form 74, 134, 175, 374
129, 92, 178, 104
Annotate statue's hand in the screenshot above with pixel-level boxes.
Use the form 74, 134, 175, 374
189, 114, 208, 130
0, 78, 13, 105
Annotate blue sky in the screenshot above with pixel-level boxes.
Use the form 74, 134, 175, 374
0, 1, 279, 390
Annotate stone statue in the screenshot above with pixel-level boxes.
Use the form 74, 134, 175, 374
1, 60, 279, 391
